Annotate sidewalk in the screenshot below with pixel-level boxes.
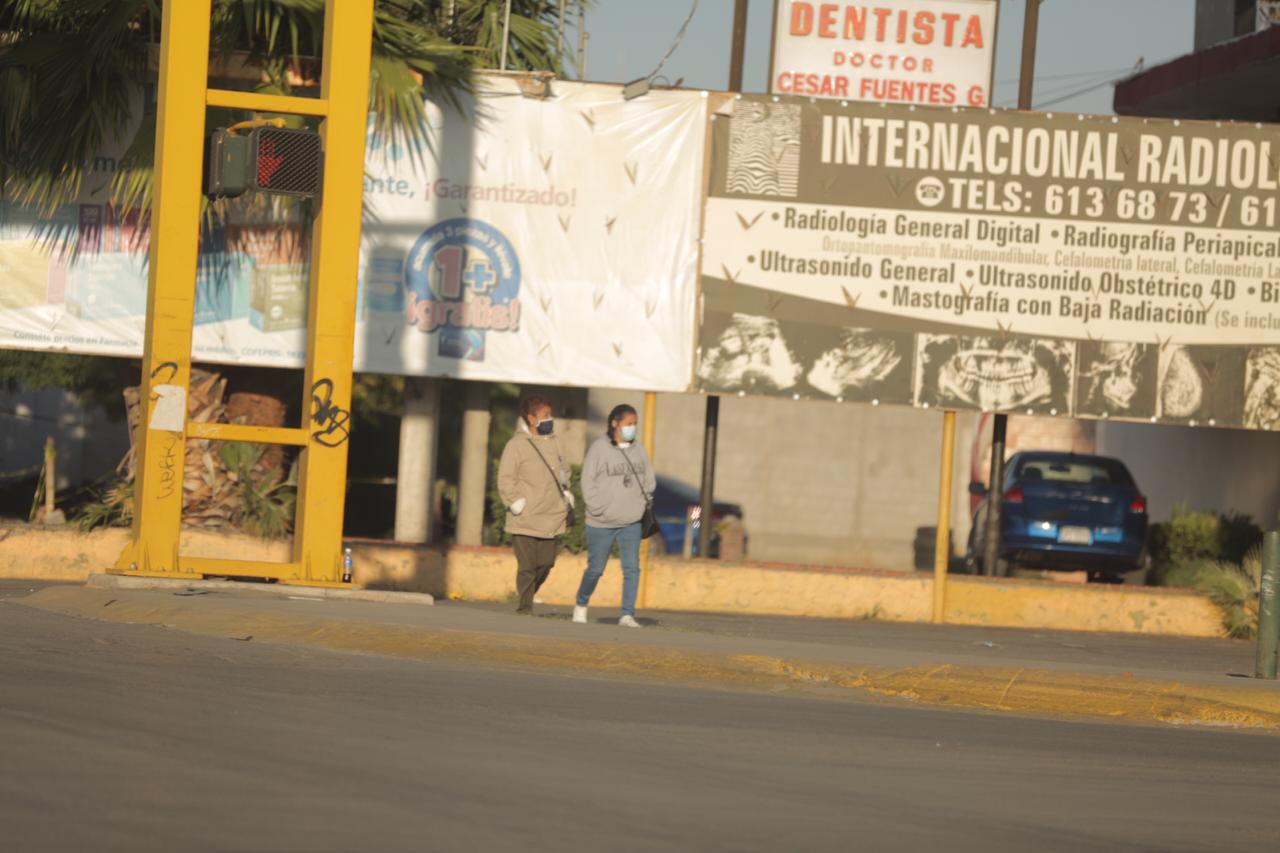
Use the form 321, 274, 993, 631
10, 578, 1280, 732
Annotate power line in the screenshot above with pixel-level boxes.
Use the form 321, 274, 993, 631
646, 0, 701, 81
993, 66, 1132, 86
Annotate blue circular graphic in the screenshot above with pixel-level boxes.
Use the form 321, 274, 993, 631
402, 219, 522, 344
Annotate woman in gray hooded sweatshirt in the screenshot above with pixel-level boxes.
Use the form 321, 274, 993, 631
573, 403, 655, 628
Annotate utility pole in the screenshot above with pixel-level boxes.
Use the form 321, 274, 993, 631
728, 0, 749, 91
697, 397, 719, 558
697, 0, 749, 559
500, 0, 513, 71
558, 0, 567, 66
984, 0, 1043, 576
577, 1, 589, 80
1017, 0, 1043, 112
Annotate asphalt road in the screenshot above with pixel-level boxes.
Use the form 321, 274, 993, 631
3, 601, 1279, 853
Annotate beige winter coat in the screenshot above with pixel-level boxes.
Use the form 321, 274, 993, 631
497, 427, 571, 539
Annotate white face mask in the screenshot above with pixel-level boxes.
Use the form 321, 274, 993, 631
619, 424, 638, 443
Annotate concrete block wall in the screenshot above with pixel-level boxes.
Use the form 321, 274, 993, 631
588, 390, 976, 572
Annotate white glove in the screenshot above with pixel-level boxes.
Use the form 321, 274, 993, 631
563, 490, 575, 508
510, 497, 527, 515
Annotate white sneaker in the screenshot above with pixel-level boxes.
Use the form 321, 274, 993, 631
618, 615, 641, 628
572, 605, 588, 624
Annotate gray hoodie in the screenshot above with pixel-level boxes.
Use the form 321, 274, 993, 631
581, 436, 655, 529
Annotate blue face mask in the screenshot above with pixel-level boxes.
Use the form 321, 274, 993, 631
619, 424, 638, 443
536, 418, 554, 436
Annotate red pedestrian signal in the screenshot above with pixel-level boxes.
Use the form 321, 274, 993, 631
250, 127, 322, 197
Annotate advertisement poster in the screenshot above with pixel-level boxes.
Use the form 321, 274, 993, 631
770, 0, 999, 106
0, 77, 708, 392
698, 95, 1280, 430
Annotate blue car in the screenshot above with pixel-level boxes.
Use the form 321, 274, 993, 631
966, 452, 1148, 581
650, 476, 746, 559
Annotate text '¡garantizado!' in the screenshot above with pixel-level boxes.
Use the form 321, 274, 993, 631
821, 117, 1280, 192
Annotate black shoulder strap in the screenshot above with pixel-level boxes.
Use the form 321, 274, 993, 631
530, 440, 570, 507
617, 446, 653, 509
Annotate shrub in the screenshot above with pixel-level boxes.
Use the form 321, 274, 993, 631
1149, 505, 1265, 589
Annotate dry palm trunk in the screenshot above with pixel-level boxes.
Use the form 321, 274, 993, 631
118, 368, 246, 529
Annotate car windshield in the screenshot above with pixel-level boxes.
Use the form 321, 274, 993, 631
1016, 457, 1134, 487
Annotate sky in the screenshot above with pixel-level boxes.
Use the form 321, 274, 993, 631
562, 0, 1196, 115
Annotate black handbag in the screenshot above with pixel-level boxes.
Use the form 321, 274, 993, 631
620, 447, 661, 540
531, 443, 575, 528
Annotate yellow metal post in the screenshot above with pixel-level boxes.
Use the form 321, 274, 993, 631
638, 391, 658, 608
290, 0, 376, 585
114, 0, 214, 577
116, 0, 373, 584
933, 411, 957, 624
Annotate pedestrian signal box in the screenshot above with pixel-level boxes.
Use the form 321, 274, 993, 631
205, 126, 322, 199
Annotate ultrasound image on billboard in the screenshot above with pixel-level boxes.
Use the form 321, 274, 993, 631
1074, 341, 1158, 419
805, 327, 914, 403
698, 312, 803, 393
915, 335, 1075, 415
1157, 345, 1246, 426
1245, 347, 1280, 430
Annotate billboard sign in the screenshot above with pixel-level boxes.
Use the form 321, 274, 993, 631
770, 0, 999, 107
0, 78, 708, 392
698, 95, 1280, 430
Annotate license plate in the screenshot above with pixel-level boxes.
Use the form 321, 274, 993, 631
1059, 526, 1093, 545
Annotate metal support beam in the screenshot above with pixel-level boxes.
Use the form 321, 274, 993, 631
933, 412, 956, 624
638, 391, 658, 606
116, 0, 374, 585
697, 396, 719, 559
728, 0, 750, 92
982, 413, 1008, 577
205, 89, 328, 116
287, 0, 375, 583
1018, 0, 1043, 111
114, 0, 214, 576
1257, 531, 1280, 679
975, 0, 1044, 579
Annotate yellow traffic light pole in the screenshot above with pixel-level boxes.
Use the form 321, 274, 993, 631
114, 0, 374, 586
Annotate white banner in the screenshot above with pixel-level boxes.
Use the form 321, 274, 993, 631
0, 77, 708, 392
770, 0, 998, 107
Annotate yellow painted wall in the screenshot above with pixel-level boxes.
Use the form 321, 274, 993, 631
0, 526, 1223, 638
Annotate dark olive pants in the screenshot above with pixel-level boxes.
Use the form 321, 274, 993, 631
513, 534, 559, 613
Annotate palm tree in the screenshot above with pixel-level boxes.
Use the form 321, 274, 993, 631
0, 0, 573, 217
0, 0, 576, 533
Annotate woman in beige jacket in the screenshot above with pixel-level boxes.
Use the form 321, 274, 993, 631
497, 394, 573, 614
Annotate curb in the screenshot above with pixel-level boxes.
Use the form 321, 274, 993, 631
15, 585, 1280, 732
85, 572, 434, 605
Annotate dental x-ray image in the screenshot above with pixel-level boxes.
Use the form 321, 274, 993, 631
915, 335, 1074, 414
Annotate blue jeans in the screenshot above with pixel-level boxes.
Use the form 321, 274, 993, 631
577, 522, 642, 617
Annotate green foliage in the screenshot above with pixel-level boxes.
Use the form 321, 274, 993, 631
0, 351, 130, 418
76, 480, 135, 531
1157, 550, 1262, 639
217, 441, 297, 539
486, 459, 586, 554
1150, 504, 1266, 638
1, 1, 572, 223
1148, 504, 1264, 579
